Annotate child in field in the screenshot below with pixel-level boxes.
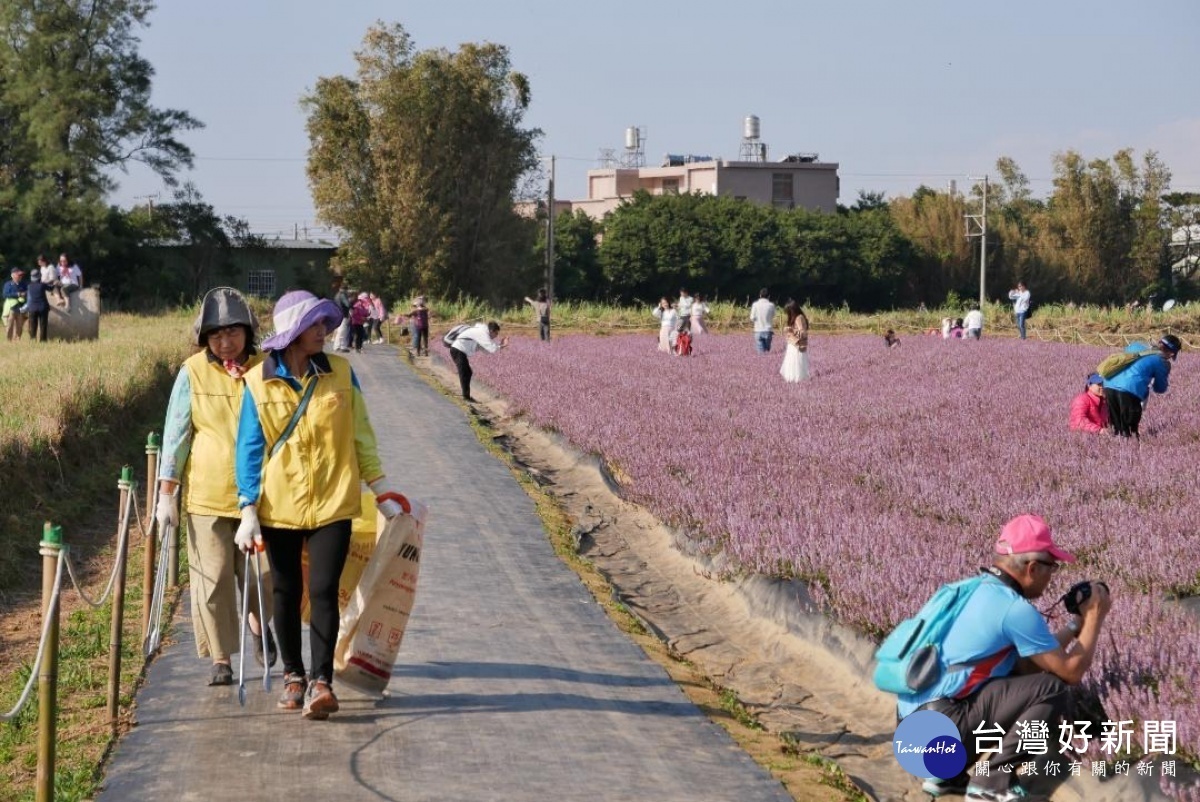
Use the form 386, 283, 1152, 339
884, 329, 901, 348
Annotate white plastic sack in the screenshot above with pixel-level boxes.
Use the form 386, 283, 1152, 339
334, 498, 427, 696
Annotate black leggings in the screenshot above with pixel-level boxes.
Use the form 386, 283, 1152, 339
450, 347, 473, 398
263, 520, 351, 683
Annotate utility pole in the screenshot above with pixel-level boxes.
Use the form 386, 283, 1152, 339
546, 155, 556, 302
134, 193, 160, 220
964, 175, 988, 308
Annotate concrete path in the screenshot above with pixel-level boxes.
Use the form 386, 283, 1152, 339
98, 346, 793, 802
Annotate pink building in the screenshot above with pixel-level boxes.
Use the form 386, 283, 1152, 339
569, 153, 839, 220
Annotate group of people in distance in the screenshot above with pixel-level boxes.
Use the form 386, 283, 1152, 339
652, 288, 710, 356
1, 254, 84, 342
330, 278, 388, 353
1069, 333, 1181, 438
157, 286, 405, 720
934, 303, 986, 340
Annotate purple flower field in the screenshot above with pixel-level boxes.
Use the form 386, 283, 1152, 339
467, 330, 1200, 789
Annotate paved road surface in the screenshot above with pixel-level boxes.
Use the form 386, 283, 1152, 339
98, 347, 793, 802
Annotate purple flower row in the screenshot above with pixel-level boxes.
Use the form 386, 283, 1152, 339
470, 331, 1200, 783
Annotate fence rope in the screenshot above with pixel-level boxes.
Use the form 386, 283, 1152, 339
131, 479, 155, 540
63, 488, 134, 610
1, 550, 65, 722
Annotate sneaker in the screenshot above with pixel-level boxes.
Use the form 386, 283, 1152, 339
277, 672, 307, 709
923, 776, 969, 797
209, 662, 233, 686
965, 784, 1041, 802
302, 678, 339, 720
251, 626, 278, 668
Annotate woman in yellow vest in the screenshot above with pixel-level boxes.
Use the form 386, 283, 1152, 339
234, 290, 403, 720
156, 287, 276, 687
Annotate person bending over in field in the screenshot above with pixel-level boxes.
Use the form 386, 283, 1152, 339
1101, 334, 1180, 438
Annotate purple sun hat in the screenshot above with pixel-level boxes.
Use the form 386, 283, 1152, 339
261, 290, 343, 351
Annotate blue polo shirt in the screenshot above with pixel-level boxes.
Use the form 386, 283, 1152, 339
897, 573, 1059, 719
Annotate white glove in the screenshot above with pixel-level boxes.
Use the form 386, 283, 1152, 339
235, 505, 263, 553
155, 485, 179, 533
368, 477, 407, 520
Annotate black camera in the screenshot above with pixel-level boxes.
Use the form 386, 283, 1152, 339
1061, 580, 1108, 615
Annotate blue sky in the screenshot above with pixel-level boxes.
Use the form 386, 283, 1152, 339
110, 0, 1200, 239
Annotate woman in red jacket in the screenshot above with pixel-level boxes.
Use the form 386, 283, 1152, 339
1069, 373, 1109, 433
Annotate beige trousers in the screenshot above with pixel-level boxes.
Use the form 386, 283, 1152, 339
186, 513, 273, 660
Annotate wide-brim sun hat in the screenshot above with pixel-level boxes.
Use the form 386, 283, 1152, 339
261, 290, 343, 351
193, 287, 259, 347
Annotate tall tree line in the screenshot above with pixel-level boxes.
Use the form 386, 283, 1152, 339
304, 22, 542, 308
0, 0, 201, 300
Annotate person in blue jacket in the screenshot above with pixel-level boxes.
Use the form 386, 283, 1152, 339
22, 269, 50, 342
1102, 334, 1181, 438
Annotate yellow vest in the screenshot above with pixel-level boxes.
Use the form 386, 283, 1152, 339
243, 354, 362, 529
183, 350, 263, 517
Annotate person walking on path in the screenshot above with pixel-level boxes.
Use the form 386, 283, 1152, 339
524, 288, 551, 341
449, 321, 507, 402
234, 290, 405, 720
368, 293, 386, 344
964, 303, 984, 340
22, 268, 50, 342
652, 297, 678, 353
3, 267, 28, 341
749, 288, 776, 353
1068, 373, 1109, 433
350, 292, 371, 352
779, 300, 810, 383
690, 292, 710, 335
1102, 334, 1180, 438
331, 278, 352, 353
157, 288, 276, 686
1008, 282, 1031, 340
410, 296, 430, 356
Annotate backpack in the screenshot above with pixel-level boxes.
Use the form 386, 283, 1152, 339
872, 575, 984, 696
1096, 348, 1158, 380
442, 323, 471, 348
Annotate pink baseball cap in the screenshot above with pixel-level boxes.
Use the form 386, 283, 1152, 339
994, 514, 1077, 563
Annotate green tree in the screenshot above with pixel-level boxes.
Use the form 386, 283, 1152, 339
537, 209, 602, 300
0, 0, 201, 262
304, 22, 541, 306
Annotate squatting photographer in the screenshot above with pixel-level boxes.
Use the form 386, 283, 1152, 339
895, 514, 1112, 802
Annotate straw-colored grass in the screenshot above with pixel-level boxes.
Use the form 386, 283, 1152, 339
0, 311, 192, 591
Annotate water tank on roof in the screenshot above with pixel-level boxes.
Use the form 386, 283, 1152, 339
625, 126, 640, 150
743, 115, 760, 140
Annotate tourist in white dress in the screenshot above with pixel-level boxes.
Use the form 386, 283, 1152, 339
779, 300, 810, 383
690, 293, 710, 335
652, 297, 679, 353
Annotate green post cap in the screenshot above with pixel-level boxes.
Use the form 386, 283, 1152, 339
147, 431, 160, 449
121, 465, 133, 482
41, 521, 63, 547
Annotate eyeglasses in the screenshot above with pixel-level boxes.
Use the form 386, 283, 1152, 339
1033, 559, 1060, 573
